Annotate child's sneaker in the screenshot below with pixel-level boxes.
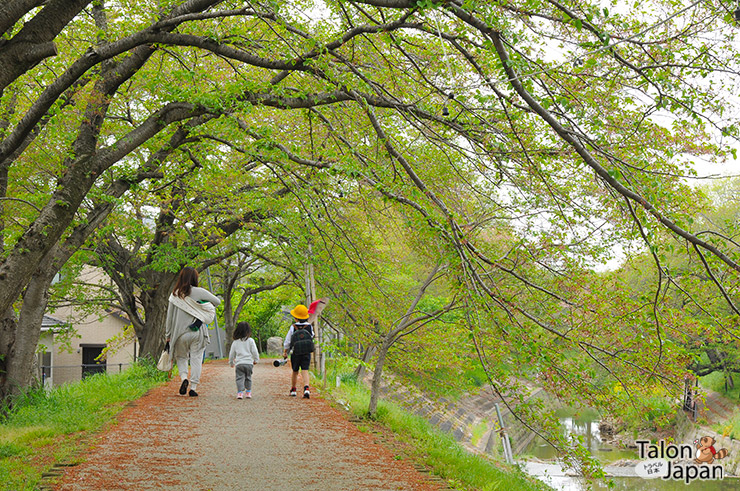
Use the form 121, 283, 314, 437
245, 391, 252, 399
289, 388, 297, 397
303, 388, 310, 399
237, 391, 243, 399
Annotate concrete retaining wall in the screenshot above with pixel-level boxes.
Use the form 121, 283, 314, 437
369, 374, 549, 459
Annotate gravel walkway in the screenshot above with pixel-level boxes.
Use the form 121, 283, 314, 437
54, 359, 443, 491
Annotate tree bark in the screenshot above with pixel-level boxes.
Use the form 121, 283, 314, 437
367, 339, 392, 418
2, 270, 53, 400
0, 305, 18, 403
353, 345, 376, 382
0, 0, 91, 91
137, 280, 176, 359
0, 0, 44, 36
0, 241, 63, 402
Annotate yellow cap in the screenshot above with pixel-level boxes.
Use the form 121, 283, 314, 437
290, 304, 309, 320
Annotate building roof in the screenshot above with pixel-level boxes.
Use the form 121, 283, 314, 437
106, 308, 132, 324
41, 315, 66, 331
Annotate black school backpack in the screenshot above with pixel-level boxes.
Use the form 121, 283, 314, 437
291, 325, 314, 355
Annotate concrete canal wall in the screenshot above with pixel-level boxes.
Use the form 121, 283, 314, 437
367, 373, 553, 459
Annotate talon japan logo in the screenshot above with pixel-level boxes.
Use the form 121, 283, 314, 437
634, 438, 728, 485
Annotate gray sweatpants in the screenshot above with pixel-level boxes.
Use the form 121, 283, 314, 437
174, 330, 205, 386
235, 363, 254, 392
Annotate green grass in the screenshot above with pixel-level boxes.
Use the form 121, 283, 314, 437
700, 371, 740, 401
470, 421, 489, 448
0, 361, 167, 491
395, 364, 490, 402
713, 416, 740, 441
319, 364, 550, 491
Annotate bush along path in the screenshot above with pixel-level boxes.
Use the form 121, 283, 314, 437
52, 359, 445, 491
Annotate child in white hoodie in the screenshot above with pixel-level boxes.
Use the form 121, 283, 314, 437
228, 322, 260, 399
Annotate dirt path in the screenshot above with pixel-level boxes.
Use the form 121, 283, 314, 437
697, 389, 738, 425
54, 360, 444, 491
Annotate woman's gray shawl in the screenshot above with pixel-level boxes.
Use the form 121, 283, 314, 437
168, 294, 216, 324
165, 291, 218, 358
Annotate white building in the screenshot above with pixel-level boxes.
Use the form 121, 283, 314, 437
36, 269, 138, 388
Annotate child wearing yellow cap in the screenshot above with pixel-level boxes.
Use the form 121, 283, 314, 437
282, 304, 314, 398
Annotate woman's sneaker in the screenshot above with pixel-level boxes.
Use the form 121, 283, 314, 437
245, 391, 252, 399
237, 391, 243, 399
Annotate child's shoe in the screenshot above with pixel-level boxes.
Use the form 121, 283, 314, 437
237, 391, 243, 399
245, 391, 252, 399
289, 387, 297, 397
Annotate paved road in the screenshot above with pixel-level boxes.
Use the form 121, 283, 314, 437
55, 360, 442, 491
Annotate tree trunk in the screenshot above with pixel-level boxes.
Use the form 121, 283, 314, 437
0, 270, 52, 402
367, 339, 391, 418
0, 245, 63, 402
138, 311, 167, 359
366, 265, 442, 418
0, 150, 8, 256
0, 306, 18, 403
222, 293, 235, 354
353, 345, 376, 382
0, 0, 91, 91
8, 273, 50, 392
132, 278, 175, 360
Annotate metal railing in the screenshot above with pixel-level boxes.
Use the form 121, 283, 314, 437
39, 363, 133, 386
683, 377, 698, 422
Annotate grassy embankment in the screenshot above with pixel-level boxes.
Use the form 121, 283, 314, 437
317, 357, 551, 491
0, 362, 167, 491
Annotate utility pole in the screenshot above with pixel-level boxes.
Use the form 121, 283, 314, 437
311, 262, 325, 382
205, 267, 224, 358
306, 245, 323, 378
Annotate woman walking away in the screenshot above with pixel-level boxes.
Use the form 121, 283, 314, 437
165, 266, 221, 397
229, 322, 260, 399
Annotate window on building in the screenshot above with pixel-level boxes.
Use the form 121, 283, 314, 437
81, 345, 106, 378
41, 352, 51, 385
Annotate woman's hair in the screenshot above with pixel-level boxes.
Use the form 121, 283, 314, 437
233, 321, 252, 340
173, 266, 199, 298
